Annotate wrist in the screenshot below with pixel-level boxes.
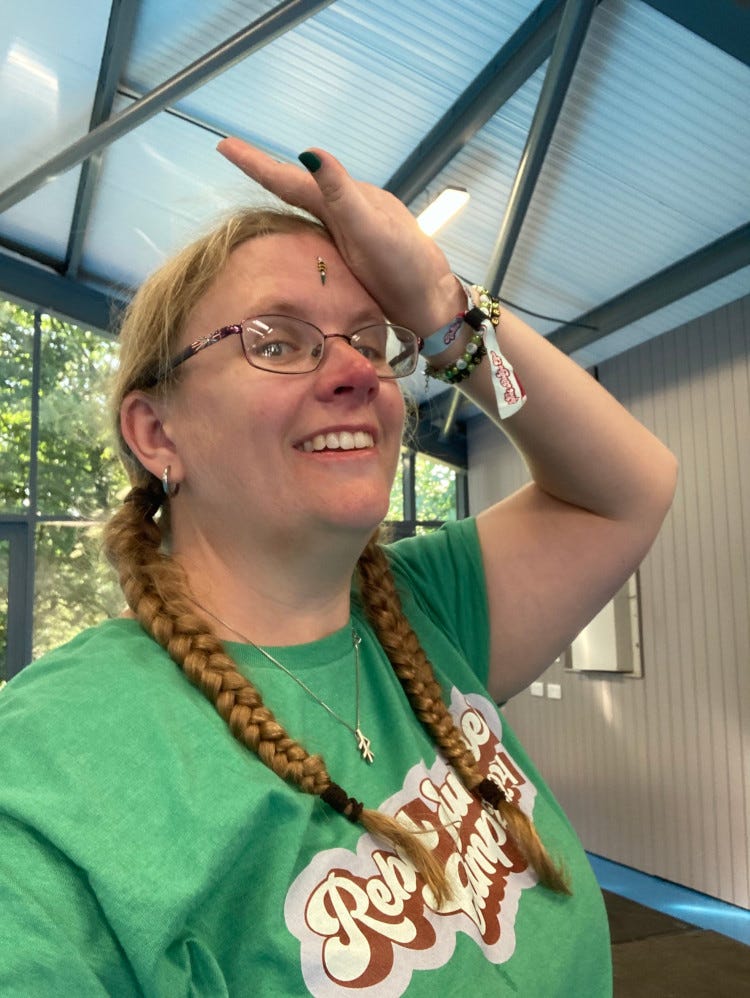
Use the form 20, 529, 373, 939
417, 273, 469, 342
420, 276, 474, 359
422, 281, 527, 420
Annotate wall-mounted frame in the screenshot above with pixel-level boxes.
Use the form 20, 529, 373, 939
565, 573, 643, 677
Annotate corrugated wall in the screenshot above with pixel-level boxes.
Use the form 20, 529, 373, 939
467, 294, 750, 908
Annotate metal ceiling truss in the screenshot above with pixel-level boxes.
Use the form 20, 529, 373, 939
485, 0, 597, 294
0, 251, 122, 332
643, 0, 750, 69
0, 0, 334, 216
64, 0, 140, 278
0, 0, 746, 393
385, 0, 578, 204
547, 221, 750, 354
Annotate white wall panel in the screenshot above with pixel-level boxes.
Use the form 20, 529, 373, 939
467, 295, 750, 907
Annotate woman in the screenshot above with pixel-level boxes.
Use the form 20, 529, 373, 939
0, 142, 677, 996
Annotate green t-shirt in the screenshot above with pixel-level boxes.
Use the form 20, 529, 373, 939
0, 519, 611, 996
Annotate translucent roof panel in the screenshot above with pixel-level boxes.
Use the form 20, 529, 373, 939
80, 96, 277, 290
122, 0, 542, 184
500, 0, 750, 336
0, 0, 111, 256
0, 170, 85, 261
0, 0, 747, 375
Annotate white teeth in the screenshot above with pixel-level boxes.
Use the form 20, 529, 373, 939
301, 431, 374, 452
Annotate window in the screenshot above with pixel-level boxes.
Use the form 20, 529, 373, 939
1, 296, 471, 672
0, 300, 128, 670
387, 447, 467, 538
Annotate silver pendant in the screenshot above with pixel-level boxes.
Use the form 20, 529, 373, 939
356, 728, 374, 764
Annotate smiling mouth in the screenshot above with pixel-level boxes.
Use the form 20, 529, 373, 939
300, 431, 375, 453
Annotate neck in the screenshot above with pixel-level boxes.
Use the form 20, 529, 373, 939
172, 520, 374, 646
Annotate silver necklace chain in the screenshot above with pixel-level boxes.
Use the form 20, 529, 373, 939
187, 597, 374, 763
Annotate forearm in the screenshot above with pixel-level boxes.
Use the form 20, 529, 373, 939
426, 300, 678, 526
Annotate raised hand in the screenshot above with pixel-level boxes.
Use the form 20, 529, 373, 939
217, 139, 463, 337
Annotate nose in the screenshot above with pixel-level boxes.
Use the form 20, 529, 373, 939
314, 334, 381, 402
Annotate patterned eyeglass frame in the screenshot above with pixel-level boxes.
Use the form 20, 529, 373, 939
141, 316, 424, 387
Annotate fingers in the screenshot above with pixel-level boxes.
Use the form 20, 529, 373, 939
217, 137, 325, 216
218, 139, 372, 222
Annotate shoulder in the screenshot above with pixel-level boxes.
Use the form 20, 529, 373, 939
375, 519, 492, 689
384, 517, 483, 588
3, 619, 180, 706
0, 619, 219, 766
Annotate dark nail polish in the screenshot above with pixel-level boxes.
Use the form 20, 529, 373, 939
298, 151, 322, 173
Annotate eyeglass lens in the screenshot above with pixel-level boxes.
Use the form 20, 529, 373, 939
241, 316, 417, 378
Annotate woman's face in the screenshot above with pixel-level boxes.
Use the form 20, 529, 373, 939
161, 229, 406, 551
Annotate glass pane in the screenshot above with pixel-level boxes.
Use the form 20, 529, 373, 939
415, 452, 457, 523
0, 300, 33, 515
37, 314, 129, 519
387, 448, 407, 521
0, 538, 8, 681
33, 524, 124, 659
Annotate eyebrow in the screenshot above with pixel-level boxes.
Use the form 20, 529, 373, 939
248, 301, 387, 327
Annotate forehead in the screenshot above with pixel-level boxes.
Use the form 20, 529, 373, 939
182, 232, 386, 351
193, 230, 380, 325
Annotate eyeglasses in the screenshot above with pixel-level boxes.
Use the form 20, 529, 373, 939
147, 314, 424, 385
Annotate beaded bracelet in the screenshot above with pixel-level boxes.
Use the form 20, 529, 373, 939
474, 285, 501, 328
423, 279, 495, 384
423, 279, 527, 419
424, 329, 487, 384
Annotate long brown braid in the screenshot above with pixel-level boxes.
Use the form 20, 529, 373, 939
103, 477, 447, 902
357, 532, 570, 895
105, 204, 569, 903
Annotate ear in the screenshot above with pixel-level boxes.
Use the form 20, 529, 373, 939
120, 391, 184, 486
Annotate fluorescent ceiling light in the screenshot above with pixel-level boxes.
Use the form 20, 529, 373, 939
416, 187, 470, 236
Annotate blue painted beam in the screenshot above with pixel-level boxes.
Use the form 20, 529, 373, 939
0, 251, 123, 333
485, 0, 597, 295
385, 0, 571, 205
65, 0, 141, 278
643, 0, 750, 68
0, 0, 334, 215
547, 222, 750, 354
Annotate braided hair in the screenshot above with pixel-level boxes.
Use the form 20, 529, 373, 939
104, 207, 570, 903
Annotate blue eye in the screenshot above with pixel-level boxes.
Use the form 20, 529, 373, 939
255, 337, 298, 359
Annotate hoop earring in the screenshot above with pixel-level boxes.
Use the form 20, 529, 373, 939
161, 465, 180, 498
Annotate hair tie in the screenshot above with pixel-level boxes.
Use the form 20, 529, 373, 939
321, 783, 364, 823
475, 777, 506, 809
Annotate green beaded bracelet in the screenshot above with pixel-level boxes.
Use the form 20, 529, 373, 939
424, 328, 487, 384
